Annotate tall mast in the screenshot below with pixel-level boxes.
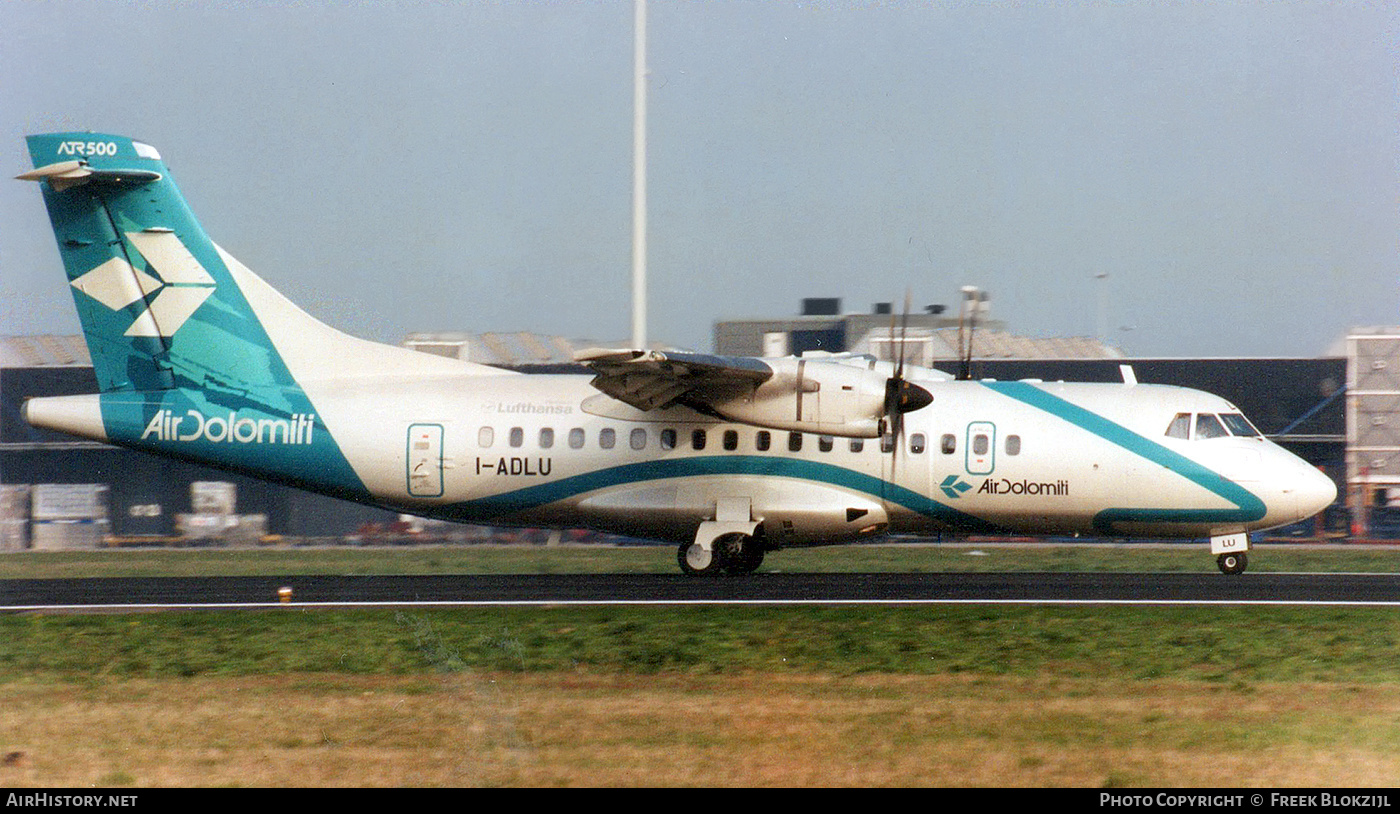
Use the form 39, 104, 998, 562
631, 0, 648, 349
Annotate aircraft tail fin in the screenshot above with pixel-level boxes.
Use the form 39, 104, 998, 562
20, 132, 490, 396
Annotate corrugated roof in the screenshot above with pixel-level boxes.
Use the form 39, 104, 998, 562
849, 326, 1123, 362
0, 336, 91, 368
4, 330, 1120, 371
402, 332, 673, 366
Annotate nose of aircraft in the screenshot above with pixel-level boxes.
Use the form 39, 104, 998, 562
1293, 463, 1337, 522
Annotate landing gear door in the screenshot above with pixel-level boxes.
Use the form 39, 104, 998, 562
966, 421, 996, 476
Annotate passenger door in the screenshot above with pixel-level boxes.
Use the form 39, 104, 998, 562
966, 421, 996, 476
407, 423, 444, 497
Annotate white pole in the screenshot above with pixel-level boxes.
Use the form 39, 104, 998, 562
631, 0, 648, 349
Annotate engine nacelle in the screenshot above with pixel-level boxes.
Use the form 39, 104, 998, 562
705, 357, 891, 438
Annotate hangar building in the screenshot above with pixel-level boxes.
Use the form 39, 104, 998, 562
0, 336, 398, 548
0, 313, 1375, 546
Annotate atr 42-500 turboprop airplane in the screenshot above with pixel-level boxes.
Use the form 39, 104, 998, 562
18, 133, 1336, 575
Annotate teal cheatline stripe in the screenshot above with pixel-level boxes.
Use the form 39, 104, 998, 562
981, 381, 1267, 533
445, 456, 1003, 533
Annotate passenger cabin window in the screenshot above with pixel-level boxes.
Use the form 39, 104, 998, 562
723, 430, 738, 451
1195, 413, 1229, 440
819, 435, 834, 452
568, 428, 585, 449
788, 432, 803, 452
881, 433, 895, 453
478, 427, 494, 448
1006, 435, 1021, 455
1165, 413, 1192, 439
630, 428, 648, 450
756, 431, 771, 451
849, 438, 864, 453
692, 429, 707, 450
539, 428, 554, 449
660, 428, 677, 450
509, 427, 524, 448
599, 428, 616, 449
972, 434, 990, 455
941, 434, 956, 454
909, 433, 926, 454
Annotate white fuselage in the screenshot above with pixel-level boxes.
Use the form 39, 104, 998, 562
302, 371, 1335, 546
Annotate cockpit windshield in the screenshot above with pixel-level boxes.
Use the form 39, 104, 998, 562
1195, 413, 1229, 440
1218, 413, 1260, 437
1164, 412, 1261, 440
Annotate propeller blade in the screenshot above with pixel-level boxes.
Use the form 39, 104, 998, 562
887, 299, 898, 371
884, 376, 904, 442
897, 289, 911, 379
883, 290, 926, 469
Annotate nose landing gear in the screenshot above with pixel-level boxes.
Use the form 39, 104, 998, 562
1216, 551, 1248, 575
1211, 532, 1250, 575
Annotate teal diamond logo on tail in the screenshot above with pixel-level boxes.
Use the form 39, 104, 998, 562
940, 475, 973, 499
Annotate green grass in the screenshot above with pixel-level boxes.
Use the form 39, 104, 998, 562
2, 543, 1395, 686
2, 545, 1397, 787
0, 540, 1395, 578
1, 605, 1397, 685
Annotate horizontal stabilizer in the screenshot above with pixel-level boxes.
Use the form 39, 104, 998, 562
17, 160, 161, 191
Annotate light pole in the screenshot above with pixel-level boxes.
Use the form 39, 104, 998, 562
631, 0, 648, 350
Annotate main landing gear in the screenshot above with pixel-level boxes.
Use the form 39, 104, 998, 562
678, 532, 766, 576
1216, 552, 1248, 576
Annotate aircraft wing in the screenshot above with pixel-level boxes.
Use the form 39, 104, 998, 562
574, 348, 773, 412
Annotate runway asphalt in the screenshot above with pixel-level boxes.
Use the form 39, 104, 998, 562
3, 570, 1399, 609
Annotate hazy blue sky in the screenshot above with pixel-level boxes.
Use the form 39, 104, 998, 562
3, 1, 1396, 358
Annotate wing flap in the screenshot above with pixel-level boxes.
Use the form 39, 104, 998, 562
575, 348, 772, 412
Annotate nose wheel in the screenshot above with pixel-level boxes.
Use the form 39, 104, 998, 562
1216, 552, 1248, 575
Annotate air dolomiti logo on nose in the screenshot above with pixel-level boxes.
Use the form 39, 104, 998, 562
940, 476, 973, 499
940, 475, 1070, 499
978, 478, 1069, 496
68, 229, 215, 338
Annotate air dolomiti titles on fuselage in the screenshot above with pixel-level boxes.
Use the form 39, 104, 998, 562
977, 477, 1070, 497
140, 409, 317, 446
